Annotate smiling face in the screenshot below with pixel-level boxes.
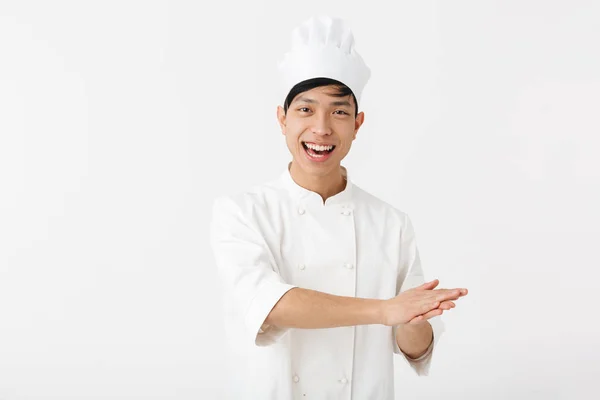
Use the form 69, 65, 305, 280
277, 84, 365, 178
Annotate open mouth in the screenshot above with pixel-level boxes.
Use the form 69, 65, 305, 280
302, 141, 336, 160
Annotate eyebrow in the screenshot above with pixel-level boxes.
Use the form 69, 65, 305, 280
293, 96, 352, 107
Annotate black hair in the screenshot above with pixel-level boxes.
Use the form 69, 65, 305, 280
283, 77, 359, 117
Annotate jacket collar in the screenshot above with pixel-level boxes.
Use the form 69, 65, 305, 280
280, 161, 354, 206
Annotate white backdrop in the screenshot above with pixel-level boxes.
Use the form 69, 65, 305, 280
1, 1, 599, 399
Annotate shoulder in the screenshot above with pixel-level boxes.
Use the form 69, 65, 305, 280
211, 176, 287, 220
351, 182, 411, 228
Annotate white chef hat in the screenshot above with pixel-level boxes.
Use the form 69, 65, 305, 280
277, 15, 371, 107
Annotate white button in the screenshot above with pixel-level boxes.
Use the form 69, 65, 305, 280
344, 263, 354, 269
340, 378, 348, 384
293, 375, 299, 382
298, 208, 305, 215
341, 210, 351, 216
298, 264, 306, 270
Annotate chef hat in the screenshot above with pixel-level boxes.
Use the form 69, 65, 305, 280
277, 15, 371, 107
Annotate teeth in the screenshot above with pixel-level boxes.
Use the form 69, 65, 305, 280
304, 142, 334, 151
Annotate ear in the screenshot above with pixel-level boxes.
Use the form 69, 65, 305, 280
277, 106, 286, 135
353, 111, 365, 140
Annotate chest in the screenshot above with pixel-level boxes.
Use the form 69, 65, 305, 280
259, 200, 402, 299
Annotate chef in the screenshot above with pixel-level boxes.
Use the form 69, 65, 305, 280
209, 15, 468, 399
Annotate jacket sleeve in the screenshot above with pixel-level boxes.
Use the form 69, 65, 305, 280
392, 213, 446, 376
209, 195, 298, 347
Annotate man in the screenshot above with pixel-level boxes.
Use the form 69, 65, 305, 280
209, 16, 468, 399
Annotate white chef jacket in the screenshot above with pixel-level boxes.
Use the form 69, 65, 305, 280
209, 162, 445, 399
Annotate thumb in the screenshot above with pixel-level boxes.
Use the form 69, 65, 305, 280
415, 279, 439, 290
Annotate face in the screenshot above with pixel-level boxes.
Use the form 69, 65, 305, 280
277, 85, 365, 177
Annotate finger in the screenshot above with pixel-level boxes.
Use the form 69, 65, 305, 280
423, 308, 445, 320
441, 288, 468, 297
421, 300, 440, 314
435, 289, 464, 302
411, 308, 444, 323
437, 301, 455, 310
407, 315, 424, 324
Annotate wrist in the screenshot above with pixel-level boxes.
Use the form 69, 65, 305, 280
375, 299, 388, 325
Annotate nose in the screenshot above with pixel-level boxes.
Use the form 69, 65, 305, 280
310, 113, 332, 136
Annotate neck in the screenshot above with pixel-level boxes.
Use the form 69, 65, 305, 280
289, 161, 347, 203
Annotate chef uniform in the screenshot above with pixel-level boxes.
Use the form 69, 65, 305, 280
209, 16, 445, 400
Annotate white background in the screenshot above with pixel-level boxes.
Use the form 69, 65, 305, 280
1, 1, 599, 399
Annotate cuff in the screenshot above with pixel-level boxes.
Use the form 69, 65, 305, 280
245, 280, 297, 347
393, 315, 445, 376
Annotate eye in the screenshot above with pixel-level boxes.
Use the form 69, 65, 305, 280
298, 107, 311, 113
334, 110, 349, 115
